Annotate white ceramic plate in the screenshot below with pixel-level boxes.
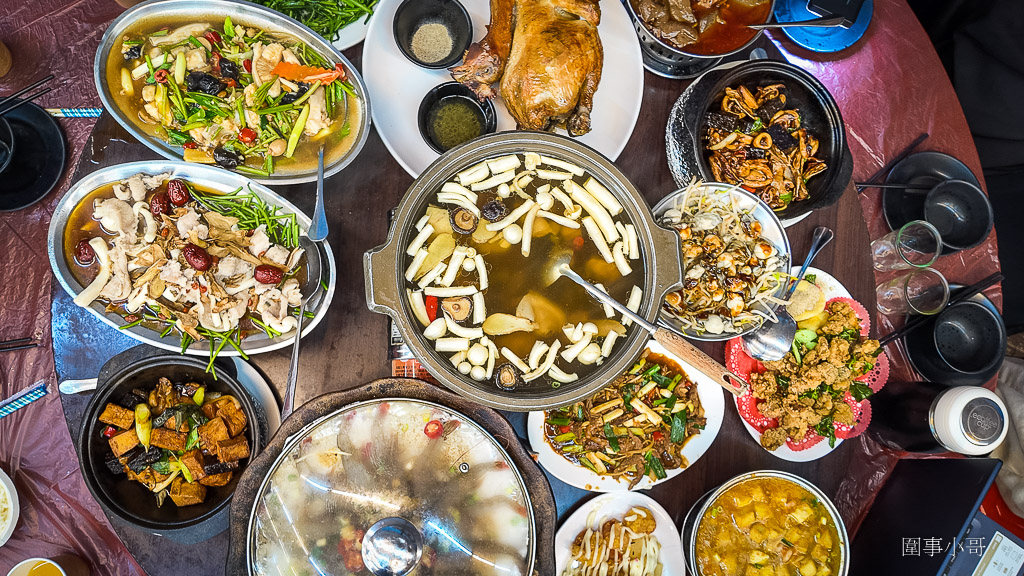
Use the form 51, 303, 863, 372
528, 340, 724, 492
0, 466, 19, 547
734, 267, 850, 462
231, 357, 281, 435
331, 12, 373, 51
555, 492, 685, 575
362, 0, 644, 176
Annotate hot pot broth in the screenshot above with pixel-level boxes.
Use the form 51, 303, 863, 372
105, 16, 362, 177
403, 152, 644, 391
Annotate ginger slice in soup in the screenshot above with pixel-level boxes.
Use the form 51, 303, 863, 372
425, 205, 454, 236
483, 313, 538, 336
515, 292, 566, 336
416, 234, 456, 279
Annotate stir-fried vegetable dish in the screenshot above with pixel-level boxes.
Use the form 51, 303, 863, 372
544, 351, 705, 489
110, 17, 357, 177
695, 477, 842, 576
564, 506, 663, 576
66, 173, 306, 370
98, 377, 250, 507
750, 301, 879, 450
252, 0, 377, 43
705, 82, 827, 210
658, 181, 787, 336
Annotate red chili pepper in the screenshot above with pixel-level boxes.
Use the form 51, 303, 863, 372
558, 425, 571, 434
238, 127, 257, 144
572, 235, 585, 251
209, 51, 221, 69
154, 69, 168, 84
334, 62, 348, 82
243, 58, 252, 73
182, 141, 198, 149
425, 295, 439, 322
102, 426, 118, 439
740, 185, 756, 193
224, 78, 237, 89
652, 431, 664, 442
204, 30, 222, 45
424, 420, 443, 439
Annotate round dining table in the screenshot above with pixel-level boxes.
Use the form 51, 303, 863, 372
0, 0, 1003, 573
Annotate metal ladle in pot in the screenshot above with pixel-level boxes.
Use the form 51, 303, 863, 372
546, 253, 746, 396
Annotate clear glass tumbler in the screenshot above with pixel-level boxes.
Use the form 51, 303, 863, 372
870, 220, 943, 271
876, 268, 950, 315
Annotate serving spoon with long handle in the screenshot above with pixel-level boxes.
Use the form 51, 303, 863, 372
549, 257, 746, 396
747, 16, 847, 29
741, 226, 833, 362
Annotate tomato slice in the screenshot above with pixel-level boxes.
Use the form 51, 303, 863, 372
424, 420, 443, 439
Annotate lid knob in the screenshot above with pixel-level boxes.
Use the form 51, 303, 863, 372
362, 517, 423, 576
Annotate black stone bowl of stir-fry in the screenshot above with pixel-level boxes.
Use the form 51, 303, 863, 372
77, 349, 267, 543
690, 60, 853, 221
94, 0, 370, 185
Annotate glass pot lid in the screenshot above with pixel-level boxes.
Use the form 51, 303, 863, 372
247, 399, 535, 576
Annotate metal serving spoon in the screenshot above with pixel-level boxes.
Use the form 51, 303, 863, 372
741, 226, 834, 362
308, 145, 329, 243
747, 16, 847, 29
547, 254, 746, 396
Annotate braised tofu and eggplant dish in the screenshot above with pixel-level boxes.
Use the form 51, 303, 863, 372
695, 477, 843, 576
99, 378, 250, 507
631, 0, 771, 55
705, 82, 828, 211
544, 351, 705, 489
108, 17, 361, 177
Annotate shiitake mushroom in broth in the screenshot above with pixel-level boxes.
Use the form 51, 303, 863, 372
404, 152, 644, 390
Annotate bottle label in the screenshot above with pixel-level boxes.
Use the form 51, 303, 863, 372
962, 398, 1003, 445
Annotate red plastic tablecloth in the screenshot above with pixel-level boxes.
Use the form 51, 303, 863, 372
0, 0, 1002, 572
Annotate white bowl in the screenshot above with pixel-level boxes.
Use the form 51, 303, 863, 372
0, 466, 19, 547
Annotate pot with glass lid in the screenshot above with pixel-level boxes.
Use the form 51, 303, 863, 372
226, 378, 556, 575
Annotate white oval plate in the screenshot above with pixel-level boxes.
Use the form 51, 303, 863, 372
331, 12, 373, 51
734, 267, 850, 462
556, 492, 685, 575
362, 0, 644, 176
528, 340, 724, 492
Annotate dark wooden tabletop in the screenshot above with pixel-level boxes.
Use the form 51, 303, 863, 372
56, 41, 874, 575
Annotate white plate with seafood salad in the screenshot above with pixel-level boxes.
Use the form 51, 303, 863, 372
528, 340, 724, 492
48, 161, 335, 362
556, 492, 684, 576
653, 181, 792, 341
362, 0, 644, 176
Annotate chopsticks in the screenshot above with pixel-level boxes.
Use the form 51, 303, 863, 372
0, 74, 55, 117
0, 337, 38, 353
878, 271, 1003, 346
856, 132, 929, 193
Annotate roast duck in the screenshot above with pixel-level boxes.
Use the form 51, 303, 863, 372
450, 0, 603, 136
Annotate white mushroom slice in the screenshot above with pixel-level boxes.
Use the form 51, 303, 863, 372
615, 221, 628, 244
527, 341, 549, 370
458, 361, 472, 375
612, 241, 632, 276
113, 183, 130, 201
497, 183, 511, 199
441, 247, 468, 287
474, 254, 488, 290
502, 224, 523, 245
578, 342, 603, 365
560, 332, 593, 363
536, 184, 551, 195
512, 172, 534, 192
470, 365, 487, 381
73, 238, 112, 307
567, 180, 619, 244
417, 262, 446, 289
423, 318, 447, 340
470, 169, 516, 192
415, 214, 430, 231
535, 169, 572, 181
501, 347, 531, 373
626, 224, 640, 260
524, 152, 541, 170
457, 162, 489, 186
445, 317, 483, 339
562, 323, 577, 341
486, 199, 536, 232
520, 205, 541, 257
472, 292, 487, 325
536, 191, 554, 211
94, 198, 138, 237
462, 257, 475, 272
622, 286, 643, 327
550, 187, 575, 212
582, 216, 614, 263
538, 211, 580, 229
467, 343, 489, 366
482, 313, 537, 336
410, 289, 431, 327
524, 341, 561, 382
601, 331, 620, 357
548, 365, 579, 383
450, 350, 467, 366
436, 338, 470, 352
594, 283, 615, 318
424, 285, 477, 297
437, 193, 481, 216
406, 223, 434, 256
485, 340, 499, 379
486, 155, 521, 174
133, 203, 158, 243
540, 156, 585, 176
124, 284, 151, 314
440, 182, 478, 203
405, 248, 429, 282
584, 176, 623, 215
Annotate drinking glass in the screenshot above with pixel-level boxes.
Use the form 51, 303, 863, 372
876, 268, 949, 315
870, 220, 942, 271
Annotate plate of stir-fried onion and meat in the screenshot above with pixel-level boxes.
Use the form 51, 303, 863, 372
48, 162, 335, 364
653, 180, 791, 341
528, 342, 724, 492
555, 493, 685, 576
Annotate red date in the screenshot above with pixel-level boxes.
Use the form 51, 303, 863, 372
254, 264, 283, 284
149, 192, 170, 217
74, 239, 95, 265
167, 179, 191, 206
183, 243, 212, 271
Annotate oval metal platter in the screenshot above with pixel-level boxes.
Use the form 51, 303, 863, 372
47, 161, 336, 357
94, 0, 371, 185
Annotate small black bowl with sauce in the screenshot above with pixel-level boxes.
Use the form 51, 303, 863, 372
394, 0, 473, 69
418, 82, 497, 154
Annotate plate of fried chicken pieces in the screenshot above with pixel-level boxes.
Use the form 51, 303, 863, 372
363, 0, 645, 176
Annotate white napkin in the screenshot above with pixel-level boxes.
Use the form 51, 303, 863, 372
993, 357, 1024, 517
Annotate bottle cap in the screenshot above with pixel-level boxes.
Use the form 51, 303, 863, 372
931, 386, 1007, 455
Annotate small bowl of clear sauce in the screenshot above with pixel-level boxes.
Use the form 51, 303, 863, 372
393, 0, 473, 69
418, 82, 497, 153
